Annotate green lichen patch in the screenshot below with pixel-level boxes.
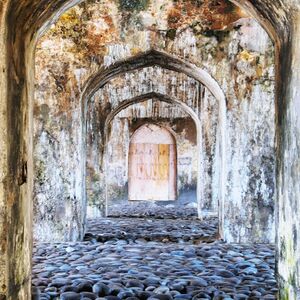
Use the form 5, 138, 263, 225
201, 29, 230, 42
118, 0, 149, 12
166, 28, 177, 40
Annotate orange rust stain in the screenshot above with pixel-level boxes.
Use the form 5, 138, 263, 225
167, 0, 247, 32
85, 15, 119, 56
7, 191, 15, 209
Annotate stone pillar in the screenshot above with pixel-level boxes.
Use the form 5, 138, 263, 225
277, 9, 300, 299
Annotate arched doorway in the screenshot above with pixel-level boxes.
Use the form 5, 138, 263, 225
1, 0, 290, 297
128, 124, 177, 201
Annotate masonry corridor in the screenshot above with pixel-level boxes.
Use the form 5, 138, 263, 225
1, 0, 300, 299
30, 1, 278, 299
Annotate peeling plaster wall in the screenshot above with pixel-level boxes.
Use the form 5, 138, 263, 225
86, 98, 199, 217
34, 0, 276, 243
33, 104, 84, 242
277, 11, 300, 299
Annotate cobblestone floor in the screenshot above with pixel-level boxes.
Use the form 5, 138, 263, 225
84, 218, 219, 243
32, 216, 277, 300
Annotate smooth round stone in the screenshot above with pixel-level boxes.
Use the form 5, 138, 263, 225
45, 266, 57, 272
235, 262, 255, 270
117, 291, 135, 299
169, 291, 181, 297
137, 291, 154, 299
192, 292, 210, 299
80, 292, 97, 299
241, 267, 258, 275
154, 286, 170, 294
60, 292, 81, 300
144, 277, 161, 287
126, 280, 144, 289
233, 294, 248, 300
60, 286, 79, 293
108, 284, 124, 295
174, 294, 192, 299
189, 279, 208, 287
208, 275, 224, 284
224, 277, 241, 285
93, 283, 110, 296
59, 264, 72, 271
45, 290, 59, 297
49, 278, 71, 288
148, 295, 172, 300
77, 282, 93, 292
169, 283, 185, 292
215, 270, 235, 278
250, 291, 262, 297
44, 287, 57, 293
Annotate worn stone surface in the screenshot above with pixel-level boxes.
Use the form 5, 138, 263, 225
0, 2, 8, 298
277, 11, 300, 299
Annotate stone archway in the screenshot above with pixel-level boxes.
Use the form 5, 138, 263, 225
102, 92, 204, 218
82, 56, 227, 227
1, 0, 297, 299
128, 124, 177, 201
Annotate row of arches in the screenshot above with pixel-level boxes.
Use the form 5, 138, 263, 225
0, 0, 298, 299
81, 56, 226, 233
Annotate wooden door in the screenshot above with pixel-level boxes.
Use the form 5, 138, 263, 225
128, 124, 176, 201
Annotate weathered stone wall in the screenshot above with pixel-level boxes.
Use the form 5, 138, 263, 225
0, 2, 8, 298
33, 0, 276, 243
1, 0, 299, 298
223, 19, 276, 243
277, 11, 300, 299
